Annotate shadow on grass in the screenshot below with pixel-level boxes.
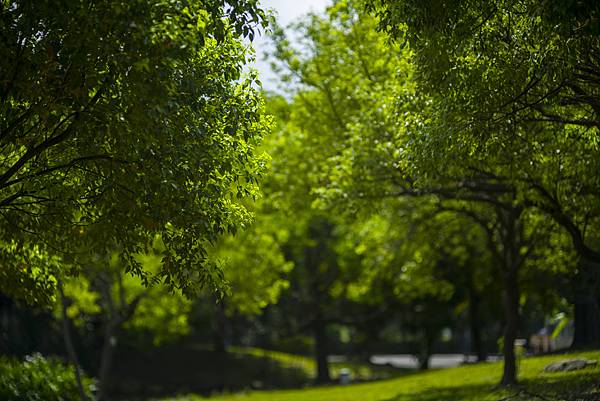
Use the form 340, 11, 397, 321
108, 343, 312, 400
380, 383, 496, 401
522, 371, 600, 401
380, 370, 600, 401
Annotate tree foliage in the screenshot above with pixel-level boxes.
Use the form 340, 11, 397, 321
0, 0, 272, 300
267, 0, 590, 385
209, 213, 293, 316
359, 0, 600, 384
366, 0, 600, 265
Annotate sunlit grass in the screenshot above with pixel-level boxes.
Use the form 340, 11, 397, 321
228, 347, 315, 377
160, 350, 600, 401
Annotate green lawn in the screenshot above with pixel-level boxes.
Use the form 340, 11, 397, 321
161, 350, 600, 401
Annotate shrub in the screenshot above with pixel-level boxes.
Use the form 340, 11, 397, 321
0, 353, 95, 401
273, 335, 314, 355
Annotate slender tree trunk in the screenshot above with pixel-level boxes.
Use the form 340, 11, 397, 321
57, 278, 90, 401
468, 284, 486, 362
313, 319, 330, 384
493, 205, 524, 386
214, 300, 229, 354
98, 319, 118, 401
500, 268, 519, 386
418, 356, 430, 370
0, 294, 13, 355
417, 330, 433, 371
96, 272, 143, 401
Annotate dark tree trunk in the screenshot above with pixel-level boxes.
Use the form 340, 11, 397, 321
214, 300, 229, 354
418, 356, 430, 370
572, 297, 600, 348
571, 260, 600, 349
57, 279, 90, 401
0, 295, 14, 355
417, 330, 433, 370
98, 319, 118, 401
493, 206, 524, 387
468, 284, 486, 362
97, 274, 143, 401
500, 268, 519, 386
313, 319, 330, 384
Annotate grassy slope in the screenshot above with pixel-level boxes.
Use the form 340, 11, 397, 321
230, 347, 401, 381
164, 350, 600, 401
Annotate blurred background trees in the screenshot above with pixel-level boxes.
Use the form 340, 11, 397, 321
1, 0, 599, 398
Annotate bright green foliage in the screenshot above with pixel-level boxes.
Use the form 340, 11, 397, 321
264, 3, 463, 379
61, 276, 101, 323
265, 0, 414, 288
267, 0, 458, 317
0, 241, 60, 306
340, 207, 458, 305
0, 353, 95, 401
264, 14, 409, 376
264, 91, 365, 300
266, 0, 479, 314
0, 0, 271, 300
124, 262, 193, 345
266, 0, 455, 311
270, 0, 418, 208
267, 0, 584, 383
210, 218, 293, 315
59, 244, 193, 346
262, 0, 421, 337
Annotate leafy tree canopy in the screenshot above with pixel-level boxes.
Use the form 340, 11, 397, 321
365, 0, 600, 264
0, 0, 272, 300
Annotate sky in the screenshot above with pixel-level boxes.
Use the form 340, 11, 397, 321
251, 0, 331, 90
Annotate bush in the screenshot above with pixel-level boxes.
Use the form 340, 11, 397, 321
272, 335, 314, 355
0, 353, 95, 401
